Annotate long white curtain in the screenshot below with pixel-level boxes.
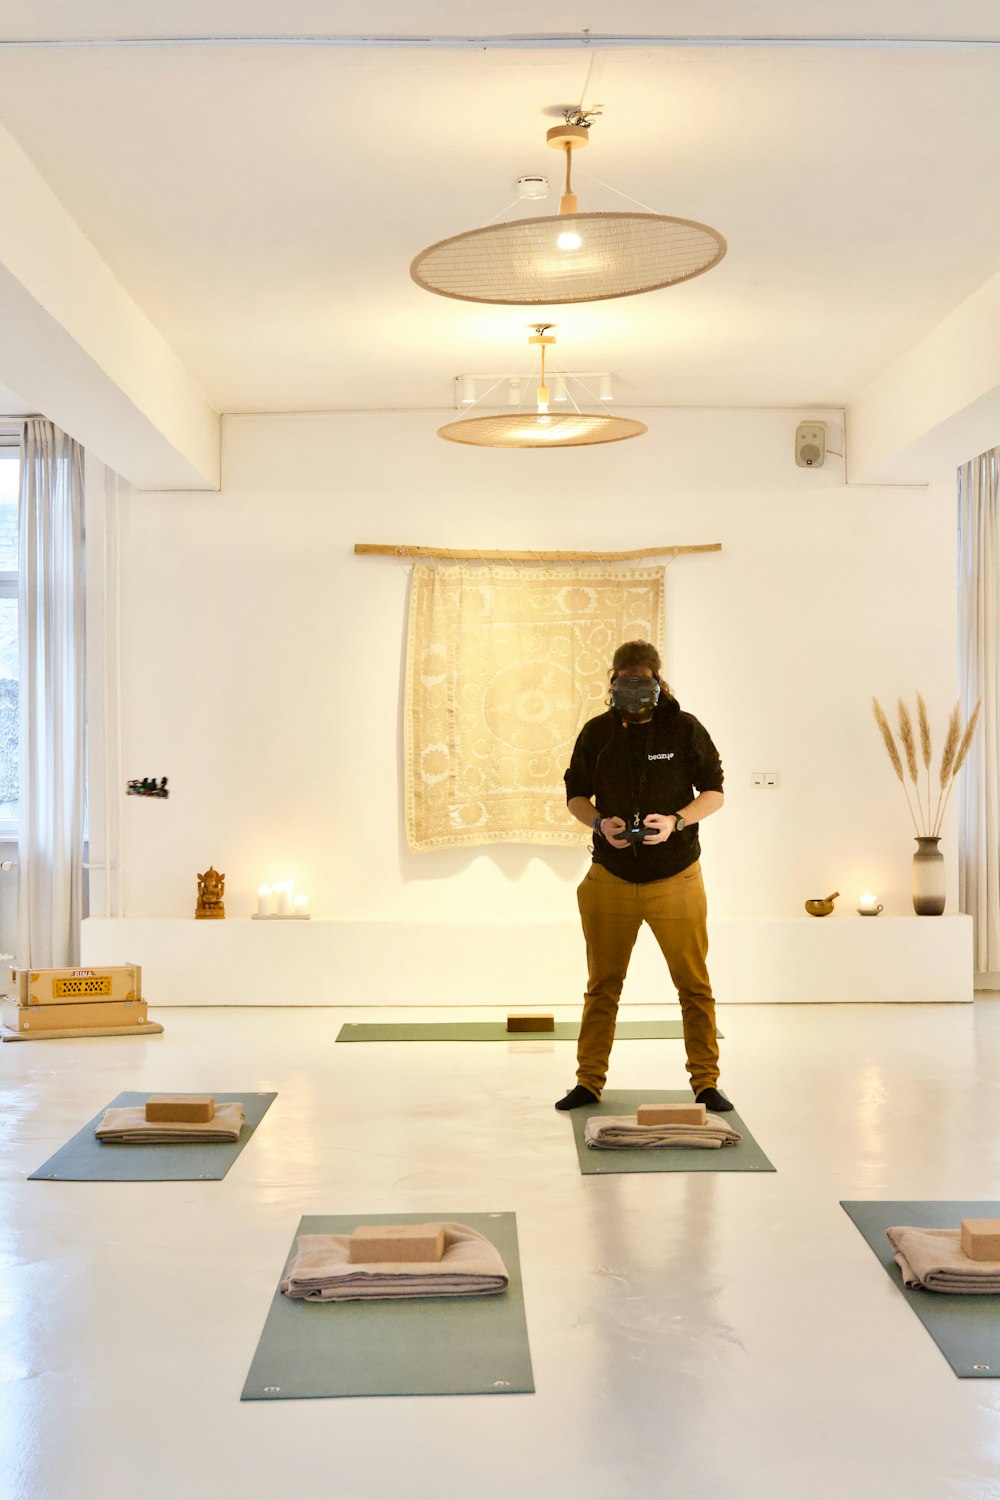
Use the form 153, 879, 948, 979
83, 454, 127, 918
18, 419, 86, 966
957, 449, 1000, 973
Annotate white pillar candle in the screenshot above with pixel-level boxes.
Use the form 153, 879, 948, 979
859, 892, 878, 913
276, 883, 293, 916
257, 884, 272, 917
294, 894, 309, 915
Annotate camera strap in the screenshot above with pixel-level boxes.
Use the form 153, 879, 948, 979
625, 722, 652, 853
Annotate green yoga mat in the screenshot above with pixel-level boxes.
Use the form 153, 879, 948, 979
842, 1200, 1000, 1378
569, 1089, 775, 1175
337, 1019, 721, 1043
242, 1211, 534, 1400
27, 1091, 277, 1182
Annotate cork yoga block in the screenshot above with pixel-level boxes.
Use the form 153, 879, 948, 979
348, 1224, 446, 1264
636, 1102, 708, 1128
145, 1095, 216, 1124
506, 1013, 555, 1033
960, 1219, 1000, 1261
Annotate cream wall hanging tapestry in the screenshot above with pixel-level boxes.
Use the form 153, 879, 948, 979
356, 543, 722, 851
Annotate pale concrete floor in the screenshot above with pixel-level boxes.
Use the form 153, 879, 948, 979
3, 1001, 1000, 1500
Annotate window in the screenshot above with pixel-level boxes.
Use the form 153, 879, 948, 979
0, 445, 18, 835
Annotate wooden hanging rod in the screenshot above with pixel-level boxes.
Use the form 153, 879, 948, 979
355, 543, 722, 562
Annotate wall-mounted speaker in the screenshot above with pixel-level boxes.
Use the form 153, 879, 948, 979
795, 421, 827, 468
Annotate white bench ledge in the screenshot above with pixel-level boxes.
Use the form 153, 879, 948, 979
81, 914, 973, 1006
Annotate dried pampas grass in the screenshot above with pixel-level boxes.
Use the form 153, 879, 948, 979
915, 692, 933, 831
933, 697, 982, 837
872, 698, 919, 833
939, 703, 960, 787
872, 698, 904, 782
953, 698, 982, 778
916, 694, 932, 769
897, 699, 919, 785
875, 694, 983, 838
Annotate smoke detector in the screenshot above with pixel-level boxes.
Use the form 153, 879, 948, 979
516, 175, 549, 200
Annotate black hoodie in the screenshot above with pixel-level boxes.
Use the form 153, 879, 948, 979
563, 693, 724, 883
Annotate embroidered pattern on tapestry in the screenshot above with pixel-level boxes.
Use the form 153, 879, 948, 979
405, 564, 665, 849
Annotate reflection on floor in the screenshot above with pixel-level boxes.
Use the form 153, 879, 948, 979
3, 1001, 1000, 1500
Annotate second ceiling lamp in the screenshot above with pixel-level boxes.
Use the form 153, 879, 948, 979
437, 327, 648, 448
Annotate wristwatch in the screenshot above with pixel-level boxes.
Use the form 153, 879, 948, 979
592, 814, 604, 836
670, 812, 687, 832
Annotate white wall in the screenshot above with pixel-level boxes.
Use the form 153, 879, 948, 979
97, 407, 957, 928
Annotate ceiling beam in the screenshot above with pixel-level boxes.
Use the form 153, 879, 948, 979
0, 120, 219, 491
847, 266, 1000, 485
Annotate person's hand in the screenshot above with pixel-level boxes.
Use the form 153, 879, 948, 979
641, 813, 677, 846
599, 816, 630, 850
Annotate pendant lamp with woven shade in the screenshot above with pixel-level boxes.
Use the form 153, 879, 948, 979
412, 114, 726, 306
438, 328, 647, 449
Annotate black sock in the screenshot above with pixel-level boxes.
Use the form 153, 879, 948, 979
554, 1084, 600, 1112
695, 1086, 734, 1113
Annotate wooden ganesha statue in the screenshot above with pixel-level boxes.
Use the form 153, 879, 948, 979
196, 866, 226, 920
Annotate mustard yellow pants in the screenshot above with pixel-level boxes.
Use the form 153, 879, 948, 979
576, 860, 719, 1097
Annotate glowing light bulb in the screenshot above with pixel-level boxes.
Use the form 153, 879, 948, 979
557, 230, 582, 251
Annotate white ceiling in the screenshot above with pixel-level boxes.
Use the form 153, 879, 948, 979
3, 6, 1000, 412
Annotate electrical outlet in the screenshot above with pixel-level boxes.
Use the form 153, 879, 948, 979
751, 772, 765, 788
764, 771, 780, 788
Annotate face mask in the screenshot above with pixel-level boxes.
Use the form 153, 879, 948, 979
610, 675, 660, 717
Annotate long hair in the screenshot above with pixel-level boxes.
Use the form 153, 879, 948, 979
604, 639, 672, 708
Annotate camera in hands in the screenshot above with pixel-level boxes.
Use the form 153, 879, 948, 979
621, 821, 649, 848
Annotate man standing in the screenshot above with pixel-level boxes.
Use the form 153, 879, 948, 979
557, 639, 730, 1112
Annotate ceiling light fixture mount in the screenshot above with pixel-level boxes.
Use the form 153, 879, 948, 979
411, 112, 726, 306
438, 329, 646, 450
453, 371, 615, 410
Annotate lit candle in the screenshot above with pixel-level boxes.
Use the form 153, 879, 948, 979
294, 894, 309, 916
276, 882, 293, 916
257, 884, 272, 917
859, 892, 880, 914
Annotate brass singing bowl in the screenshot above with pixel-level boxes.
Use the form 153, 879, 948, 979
805, 892, 840, 917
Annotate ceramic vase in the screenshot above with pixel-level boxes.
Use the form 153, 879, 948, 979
912, 836, 945, 916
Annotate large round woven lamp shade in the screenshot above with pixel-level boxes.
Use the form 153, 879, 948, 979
438, 411, 648, 448
411, 117, 726, 306
413, 211, 726, 306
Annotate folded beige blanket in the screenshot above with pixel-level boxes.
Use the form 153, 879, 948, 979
95, 1101, 245, 1144
585, 1113, 741, 1150
281, 1222, 509, 1302
886, 1225, 1000, 1294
